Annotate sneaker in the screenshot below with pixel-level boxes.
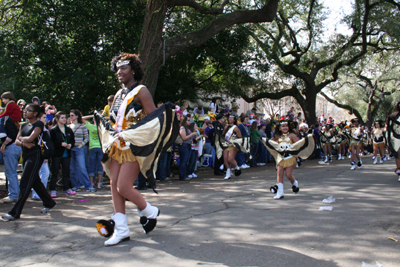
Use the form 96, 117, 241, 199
373, 157, 377, 164
382, 155, 387, 162
50, 191, 58, 198
2, 213, 15, 221
241, 164, 249, 169
2, 197, 17, 204
240, 164, 247, 169
79, 185, 86, 190
71, 187, 79, 192
86, 188, 97, 192
97, 183, 103, 189
379, 158, 383, 164
32, 196, 41, 200
63, 189, 76, 195
191, 173, 197, 178
188, 174, 193, 178
372, 156, 376, 160
41, 205, 56, 214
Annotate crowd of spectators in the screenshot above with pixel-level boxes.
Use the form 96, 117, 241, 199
0, 91, 395, 202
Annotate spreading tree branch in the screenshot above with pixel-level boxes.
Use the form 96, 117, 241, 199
319, 91, 365, 124
171, 0, 229, 14
165, 0, 279, 58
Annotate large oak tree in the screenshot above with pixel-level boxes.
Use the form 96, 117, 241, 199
239, 0, 400, 124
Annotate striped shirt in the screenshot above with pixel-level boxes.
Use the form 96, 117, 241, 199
69, 123, 89, 147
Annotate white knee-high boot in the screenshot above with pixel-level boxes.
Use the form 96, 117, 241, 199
138, 202, 160, 234
274, 183, 284, 199
104, 212, 130, 246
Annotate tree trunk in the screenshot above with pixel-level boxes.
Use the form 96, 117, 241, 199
295, 88, 317, 126
302, 94, 317, 126
138, 0, 169, 96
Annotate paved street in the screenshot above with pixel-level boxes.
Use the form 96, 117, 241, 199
0, 156, 399, 267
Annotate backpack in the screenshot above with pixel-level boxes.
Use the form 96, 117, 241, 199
39, 130, 55, 159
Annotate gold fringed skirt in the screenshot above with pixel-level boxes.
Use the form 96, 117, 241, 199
108, 142, 137, 164
277, 157, 297, 168
373, 142, 385, 147
350, 140, 363, 147
227, 145, 238, 152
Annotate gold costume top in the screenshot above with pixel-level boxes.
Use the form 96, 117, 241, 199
109, 85, 147, 163
263, 133, 315, 168
372, 128, 384, 144
337, 129, 347, 144
278, 133, 293, 151
111, 85, 147, 132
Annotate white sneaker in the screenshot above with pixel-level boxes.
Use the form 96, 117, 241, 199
323, 156, 328, 163
350, 164, 356, 170
240, 164, 247, 169
337, 154, 341, 160
373, 157, 377, 164
219, 164, 224, 170
244, 164, 250, 169
379, 158, 383, 164
188, 174, 193, 178
191, 173, 197, 178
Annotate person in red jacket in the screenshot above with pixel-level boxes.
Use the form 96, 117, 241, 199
0, 92, 21, 122
0, 92, 22, 138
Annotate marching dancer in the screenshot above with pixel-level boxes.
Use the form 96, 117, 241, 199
94, 53, 179, 246
336, 123, 348, 160
320, 125, 335, 163
371, 121, 386, 164
263, 120, 314, 200
347, 119, 363, 170
222, 115, 242, 180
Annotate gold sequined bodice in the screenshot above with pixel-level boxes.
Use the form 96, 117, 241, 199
278, 133, 292, 146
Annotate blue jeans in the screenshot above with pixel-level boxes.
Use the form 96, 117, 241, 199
84, 144, 90, 173
32, 161, 50, 199
0, 148, 4, 164
235, 150, 246, 166
157, 151, 171, 181
250, 142, 259, 166
88, 147, 103, 177
257, 142, 267, 164
205, 142, 215, 167
70, 146, 93, 189
4, 143, 22, 199
188, 149, 197, 175
178, 144, 191, 180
